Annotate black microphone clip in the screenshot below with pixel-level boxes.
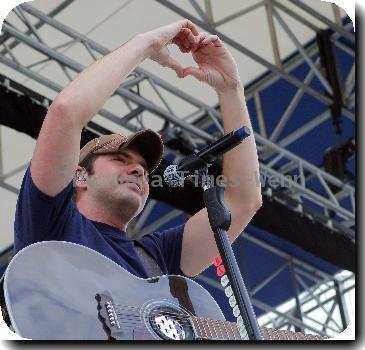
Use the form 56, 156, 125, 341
163, 126, 251, 187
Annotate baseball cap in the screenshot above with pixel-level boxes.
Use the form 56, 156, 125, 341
79, 129, 163, 174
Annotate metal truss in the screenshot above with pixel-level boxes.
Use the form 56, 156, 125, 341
129, 200, 355, 338
2, 227, 351, 338
154, 0, 355, 233
156, 0, 355, 114
0, 225, 354, 339
197, 231, 355, 338
0, 1, 355, 337
0, 2, 355, 237
0, 75, 37, 196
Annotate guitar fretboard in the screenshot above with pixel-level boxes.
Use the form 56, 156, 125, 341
191, 317, 328, 340
191, 316, 244, 340
260, 327, 329, 341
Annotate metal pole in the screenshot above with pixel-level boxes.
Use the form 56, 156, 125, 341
265, 0, 282, 68
289, 260, 304, 332
0, 0, 74, 53
1, 23, 214, 142
155, 0, 335, 107
289, 0, 355, 42
334, 279, 350, 329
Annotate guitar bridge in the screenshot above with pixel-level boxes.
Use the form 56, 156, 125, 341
96, 291, 123, 339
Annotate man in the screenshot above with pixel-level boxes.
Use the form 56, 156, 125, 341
14, 20, 262, 279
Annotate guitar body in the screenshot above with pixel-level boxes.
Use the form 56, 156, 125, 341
3, 241, 225, 340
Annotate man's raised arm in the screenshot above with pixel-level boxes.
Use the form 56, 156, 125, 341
179, 33, 262, 277
30, 20, 198, 197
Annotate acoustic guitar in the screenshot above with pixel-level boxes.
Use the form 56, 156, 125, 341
2, 241, 327, 340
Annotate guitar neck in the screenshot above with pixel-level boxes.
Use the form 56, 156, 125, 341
191, 317, 328, 340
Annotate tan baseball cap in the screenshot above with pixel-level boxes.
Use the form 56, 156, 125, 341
79, 129, 163, 174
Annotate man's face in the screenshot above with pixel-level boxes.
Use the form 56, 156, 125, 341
86, 147, 150, 218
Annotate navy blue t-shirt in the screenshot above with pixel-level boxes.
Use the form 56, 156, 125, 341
14, 166, 186, 279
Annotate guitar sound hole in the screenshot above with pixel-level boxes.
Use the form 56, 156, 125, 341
149, 306, 194, 340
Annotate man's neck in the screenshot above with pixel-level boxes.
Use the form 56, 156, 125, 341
76, 198, 129, 231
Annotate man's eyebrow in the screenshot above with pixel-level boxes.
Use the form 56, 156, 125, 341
115, 151, 148, 171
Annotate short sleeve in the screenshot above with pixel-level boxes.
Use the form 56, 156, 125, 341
138, 224, 186, 276
14, 166, 75, 253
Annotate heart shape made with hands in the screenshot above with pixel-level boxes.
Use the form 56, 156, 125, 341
151, 28, 223, 80
150, 27, 239, 92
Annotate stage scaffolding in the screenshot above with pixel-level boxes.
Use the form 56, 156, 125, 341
0, 0, 355, 338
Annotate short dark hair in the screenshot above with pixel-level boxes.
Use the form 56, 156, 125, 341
79, 154, 98, 174
72, 154, 99, 202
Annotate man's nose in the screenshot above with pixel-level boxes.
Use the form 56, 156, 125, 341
127, 163, 145, 177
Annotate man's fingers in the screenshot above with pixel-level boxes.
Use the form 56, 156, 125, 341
172, 37, 190, 53
176, 31, 190, 49
183, 37, 191, 49
182, 19, 199, 36
173, 37, 184, 52
165, 57, 184, 77
202, 35, 219, 45
171, 27, 223, 53
199, 34, 223, 48
198, 32, 208, 42
212, 36, 223, 47
191, 33, 223, 50
186, 30, 198, 51
177, 28, 198, 51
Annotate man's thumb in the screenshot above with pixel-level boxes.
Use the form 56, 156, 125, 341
165, 57, 184, 77
182, 67, 205, 81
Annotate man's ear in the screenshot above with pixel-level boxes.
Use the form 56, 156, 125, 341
75, 166, 88, 189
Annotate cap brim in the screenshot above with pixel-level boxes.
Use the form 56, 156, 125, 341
121, 129, 163, 174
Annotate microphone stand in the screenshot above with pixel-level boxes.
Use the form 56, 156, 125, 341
194, 165, 262, 340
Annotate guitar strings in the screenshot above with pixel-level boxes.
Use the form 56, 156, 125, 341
114, 312, 191, 327
106, 310, 237, 340
104, 305, 193, 332
111, 312, 232, 339
115, 311, 192, 326
116, 309, 191, 320
109, 304, 191, 325
114, 305, 235, 332
102, 316, 193, 336
109, 304, 240, 339
114, 305, 237, 329
114, 304, 192, 317
113, 304, 192, 322
106, 318, 230, 340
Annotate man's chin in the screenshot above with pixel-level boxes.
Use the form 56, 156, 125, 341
123, 188, 143, 201
118, 191, 145, 210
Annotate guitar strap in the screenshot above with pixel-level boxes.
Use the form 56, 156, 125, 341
134, 244, 163, 278
134, 244, 197, 317
168, 277, 196, 315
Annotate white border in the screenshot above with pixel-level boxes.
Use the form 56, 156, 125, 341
0, 1, 32, 345
0, 0, 357, 345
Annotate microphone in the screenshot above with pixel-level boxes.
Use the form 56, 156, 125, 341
164, 126, 251, 187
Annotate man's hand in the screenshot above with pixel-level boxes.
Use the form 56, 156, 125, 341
143, 20, 199, 77
181, 33, 242, 93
